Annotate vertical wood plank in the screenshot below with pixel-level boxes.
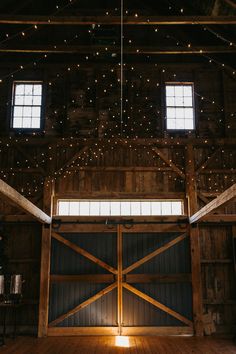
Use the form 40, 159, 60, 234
232, 226, 236, 281
117, 224, 123, 335
185, 145, 204, 336
38, 179, 54, 337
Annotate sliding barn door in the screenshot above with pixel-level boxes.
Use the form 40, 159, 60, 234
121, 225, 193, 335
48, 223, 193, 335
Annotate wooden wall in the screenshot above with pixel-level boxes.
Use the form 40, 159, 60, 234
0, 62, 235, 334
0, 63, 235, 138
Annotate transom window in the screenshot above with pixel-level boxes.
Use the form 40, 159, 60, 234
57, 200, 183, 216
12, 82, 42, 129
165, 83, 194, 130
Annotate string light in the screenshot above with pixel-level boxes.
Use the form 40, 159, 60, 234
0, 2, 234, 196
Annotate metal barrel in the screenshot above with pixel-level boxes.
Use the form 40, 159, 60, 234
0, 275, 4, 295
10, 274, 23, 295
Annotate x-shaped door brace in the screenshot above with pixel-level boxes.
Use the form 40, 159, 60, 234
49, 230, 192, 328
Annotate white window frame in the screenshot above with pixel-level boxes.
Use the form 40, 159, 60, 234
11, 81, 43, 130
56, 199, 184, 216
165, 82, 195, 131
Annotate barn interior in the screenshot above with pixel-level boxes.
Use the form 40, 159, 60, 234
0, 0, 236, 352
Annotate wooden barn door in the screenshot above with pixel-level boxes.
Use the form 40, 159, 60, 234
48, 224, 119, 335
47, 223, 193, 335
120, 224, 193, 335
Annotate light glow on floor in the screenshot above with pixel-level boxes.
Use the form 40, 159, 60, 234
115, 336, 130, 347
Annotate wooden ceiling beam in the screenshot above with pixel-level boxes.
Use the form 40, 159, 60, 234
0, 178, 51, 224
223, 0, 236, 10
0, 137, 235, 146
200, 214, 236, 222
189, 183, 236, 224
0, 15, 236, 25
1, 45, 235, 55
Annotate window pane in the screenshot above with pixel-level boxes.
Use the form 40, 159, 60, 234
15, 84, 24, 95
151, 202, 161, 215
15, 96, 24, 105
166, 97, 175, 106
166, 83, 194, 131
34, 85, 42, 95
167, 119, 175, 129
166, 86, 174, 96
23, 106, 32, 117
12, 82, 42, 129
24, 96, 33, 105
121, 202, 131, 216
100, 202, 110, 215
176, 119, 185, 129
57, 200, 183, 216
13, 117, 22, 128
175, 97, 184, 107
32, 107, 41, 117
79, 202, 90, 215
131, 202, 141, 215
141, 202, 151, 215
183, 86, 192, 96
24, 85, 33, 95
31, 118, 41, 128
161, 202, 172, 215
185, 120, 194, 130
33, 96, 42, 105
176, 108, 184, 118
167, 108, 175, 118
14, 106, 23, 117
90, 201, 100, 215
171, 202, 182, 215
69, 202, 79, 215
184, 108, 193, 119
183, 97, 192, 106
58, 202, 69, 215
22, 118, 31, 128
110, 202, 120, 215
175, 86, 183, 96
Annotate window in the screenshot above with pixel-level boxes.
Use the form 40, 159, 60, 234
165, 83, 194, 130
12, 82, 43, 129
57, 199, 183, 216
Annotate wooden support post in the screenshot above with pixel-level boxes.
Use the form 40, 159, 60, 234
232, 226, 236, 282
38, 179, 54, 337
117, 225, 123, 335
185, 145, 204, 336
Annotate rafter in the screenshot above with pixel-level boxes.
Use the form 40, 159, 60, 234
0, 178, 51, 224
0, 45, 235, 55
0, 15, 236, 25
224, 0, 236, 10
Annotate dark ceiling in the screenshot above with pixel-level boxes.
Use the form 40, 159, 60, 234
0, 0, 236, 67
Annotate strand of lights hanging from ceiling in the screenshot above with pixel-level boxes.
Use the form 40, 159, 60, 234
0, 0, 78, 47
120, 0, 124, 137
